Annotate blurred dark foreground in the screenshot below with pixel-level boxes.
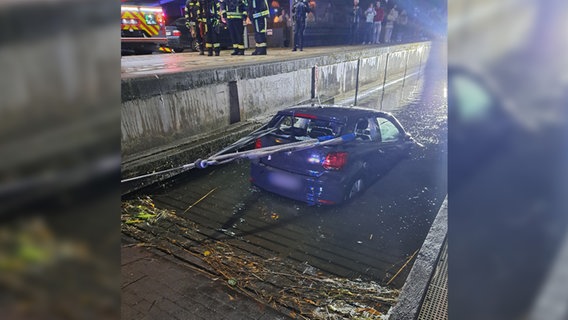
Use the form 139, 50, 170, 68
0, 0, 120, 319
0, 0, 566, 319
448, 0, 568, 319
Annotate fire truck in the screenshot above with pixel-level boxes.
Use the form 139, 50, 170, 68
121, 1, 167, 54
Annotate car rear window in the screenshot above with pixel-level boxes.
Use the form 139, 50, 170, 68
272, 115, 344, 140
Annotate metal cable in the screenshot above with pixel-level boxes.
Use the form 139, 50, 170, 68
120, 131, 355, 184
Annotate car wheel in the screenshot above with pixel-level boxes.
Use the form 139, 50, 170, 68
173, 47, 184, 53
346, 177, 364, 201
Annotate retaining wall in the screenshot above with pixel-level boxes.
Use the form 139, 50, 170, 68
121, 42, 430, 157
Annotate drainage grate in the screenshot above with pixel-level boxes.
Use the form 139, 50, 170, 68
417, 238, 448, 320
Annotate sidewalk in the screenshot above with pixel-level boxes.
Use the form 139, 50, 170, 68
121, 237, 289, 320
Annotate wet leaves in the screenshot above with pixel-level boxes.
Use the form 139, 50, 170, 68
122, 198, 399, 319
356, 307, 382, 316
121, 196, 174, 226
200, 241, 398, 319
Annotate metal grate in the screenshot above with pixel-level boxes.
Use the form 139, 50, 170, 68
417, 238, 448, 320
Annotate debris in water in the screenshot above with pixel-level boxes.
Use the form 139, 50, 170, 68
122, 196, 173, 225
204, 242, 399, 318
302, 263, 317, 276
184, 187, 218, 213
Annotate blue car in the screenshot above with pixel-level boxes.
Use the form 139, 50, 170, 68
250, 105, 415, 205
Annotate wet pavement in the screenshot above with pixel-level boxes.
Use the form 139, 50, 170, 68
122, 236, 287, 320
122, 42, 447, 318
121, 44, 414, 78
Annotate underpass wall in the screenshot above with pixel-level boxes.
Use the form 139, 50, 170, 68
238, 69, 311, 120
121, 42, 430, 159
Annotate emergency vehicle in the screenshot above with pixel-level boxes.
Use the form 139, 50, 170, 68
121, 1, 167, 54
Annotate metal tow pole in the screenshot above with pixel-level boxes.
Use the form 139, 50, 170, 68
121, 132, 356, 184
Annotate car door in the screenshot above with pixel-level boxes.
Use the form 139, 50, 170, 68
374, 115, 408, 169
351, 117, 387, 178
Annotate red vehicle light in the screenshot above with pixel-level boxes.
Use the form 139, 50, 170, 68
172, 29, 181, 36
294, 113, 317, 119
255, 138, 262, 149
323, 152, 348, 170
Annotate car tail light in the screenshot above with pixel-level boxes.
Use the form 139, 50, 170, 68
255, 138, 262, 149
172, 30, 181, 36
323, 152, 348, 170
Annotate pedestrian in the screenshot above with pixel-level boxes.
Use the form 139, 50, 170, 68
307, 0, 316, 23
379, 0, 395, 42
185, 0, 205, 55
373, 1, 384, 43
349, 0, 362, 45
395, 9, 408, 42
322, 2, 333, 23
384, 4, 398, 43
219, 0, 247, 55
292, 0, 310, 51
363, 3, 375, 44
248, 0, 271, 55
203, 0, 222, 56
380, 0, 395, 12
281, 9, 291, 47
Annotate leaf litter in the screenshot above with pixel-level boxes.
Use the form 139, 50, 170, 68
122, 196, 399, 319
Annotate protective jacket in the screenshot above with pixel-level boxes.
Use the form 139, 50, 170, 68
185, 0, 206, 53
220, 0, 247, 19
220, 0, 247, 54
203, 0, 223, 55
248, 0, 270, 54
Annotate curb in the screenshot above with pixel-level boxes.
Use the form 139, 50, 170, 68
388, 196, 448, 319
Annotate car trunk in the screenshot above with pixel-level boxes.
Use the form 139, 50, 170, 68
258, 135, 333, 177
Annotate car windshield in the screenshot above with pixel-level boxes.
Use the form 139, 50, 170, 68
271, 114, 344, 141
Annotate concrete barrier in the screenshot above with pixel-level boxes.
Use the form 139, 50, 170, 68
122, 42, 430, 159
388, 196, 448, 319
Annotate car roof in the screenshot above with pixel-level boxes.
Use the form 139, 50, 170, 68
277, 105, 394, 122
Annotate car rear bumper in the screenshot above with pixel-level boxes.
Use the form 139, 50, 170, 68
250, 162, 346, 205
121, 37, 168, 44
167, 37, 181, 48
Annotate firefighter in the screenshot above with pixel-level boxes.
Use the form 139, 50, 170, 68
185, 0, 205, 55
291, 0, 310, 51
220, 0, 248, 55
247, 0, 270, 55
204, 0, 223, 56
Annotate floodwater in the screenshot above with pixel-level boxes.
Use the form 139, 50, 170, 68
136, 42, 447, 290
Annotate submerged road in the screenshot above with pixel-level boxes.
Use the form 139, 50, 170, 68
125, 45, 447, 291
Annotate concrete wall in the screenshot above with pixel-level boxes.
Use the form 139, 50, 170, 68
122, 42, 430, 157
